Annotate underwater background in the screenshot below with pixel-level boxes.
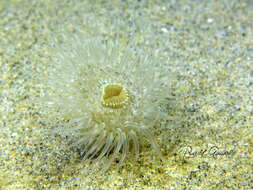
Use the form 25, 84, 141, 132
0, 0, 252, 189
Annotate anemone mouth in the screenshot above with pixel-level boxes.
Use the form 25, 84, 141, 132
101, 84, 129, 109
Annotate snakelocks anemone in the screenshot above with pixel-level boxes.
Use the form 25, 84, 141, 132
44, 34, 170, 171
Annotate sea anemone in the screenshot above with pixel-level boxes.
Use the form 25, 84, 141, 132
44, 35, 170, 170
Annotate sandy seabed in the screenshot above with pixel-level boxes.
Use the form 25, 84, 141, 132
0, 0, 252, 189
